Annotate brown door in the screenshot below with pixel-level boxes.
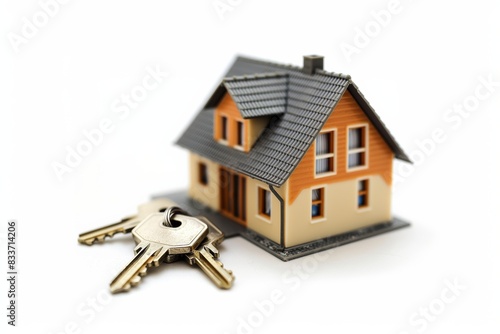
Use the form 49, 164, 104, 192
219, 167, 246, 226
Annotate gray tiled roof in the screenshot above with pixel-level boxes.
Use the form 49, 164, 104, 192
223, 73, 288, 118
176, 56, 410, 187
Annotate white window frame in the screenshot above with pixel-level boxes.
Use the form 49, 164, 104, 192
257, 186, 272, 223
234, 120, 245, 151
346, 124, 369, 172
198, 162, 208, 186
314, 128, 337, 178
356, 177, 371, 212
219, 113, 229, 144
311, 186, 327, 223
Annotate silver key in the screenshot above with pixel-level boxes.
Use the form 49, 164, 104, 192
110, 212, 208, 293
185, 216, 235, 289
78, 198, 176, 245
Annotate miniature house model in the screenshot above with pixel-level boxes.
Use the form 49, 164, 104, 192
176, 55, 410, 251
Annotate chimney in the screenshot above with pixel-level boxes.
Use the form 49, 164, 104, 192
303, 55, 324, 75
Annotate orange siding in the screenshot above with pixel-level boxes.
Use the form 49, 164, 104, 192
288, 91, 394, 204
214, 93, 250, 151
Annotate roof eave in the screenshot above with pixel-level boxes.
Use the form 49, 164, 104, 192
347, 83, 412, 163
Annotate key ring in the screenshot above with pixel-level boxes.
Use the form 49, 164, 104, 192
163, 206, 189, 227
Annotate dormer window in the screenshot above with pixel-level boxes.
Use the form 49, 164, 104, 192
236, 121, 244, 147
221, 116, 228, 141
213, 93, 271, 152
215, 114, 246, 150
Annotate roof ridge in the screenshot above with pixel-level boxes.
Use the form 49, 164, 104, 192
312, 69, 351, 80
235, 55, 352, 80
223, 71, 288, 82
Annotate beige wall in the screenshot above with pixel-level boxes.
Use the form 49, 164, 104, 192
189, 152, 392, 248
188, 153, 220, 211
189, 152, 283, 243
245, 178, 286, 244
284, 174, 392, 247
248, 117, 269, 149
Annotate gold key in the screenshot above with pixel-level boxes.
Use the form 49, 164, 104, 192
185, 216, 235, 289
78, 201, 235, 292
110, 211, 208, 293
78, 198, 176, 245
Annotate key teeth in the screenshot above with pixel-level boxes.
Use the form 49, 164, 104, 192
103, 232, 118, 241
131, 263, 152, 285
194, 249, 235, 289
130, 275, 142, 285
110, 266, 149, 294
79, 236, 98, 245
217, 262, 235, 277
138, 267, 148, 276
80, 231, 119, 245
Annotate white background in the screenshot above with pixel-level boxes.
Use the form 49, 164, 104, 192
1, 0, 499, 333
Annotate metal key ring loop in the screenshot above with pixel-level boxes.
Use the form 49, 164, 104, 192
163, 206, 189, 227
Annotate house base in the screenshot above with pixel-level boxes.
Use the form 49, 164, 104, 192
153, 190, 411, 261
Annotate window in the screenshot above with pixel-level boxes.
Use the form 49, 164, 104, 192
236, 121, 244, 147
221, 116, 228, 141
258, 187, 271, 218
315, 130, 336, 175
198, 163, 208, 185
215, 114, 248, 150
311, 188, 324, 219
357, 179, 369, 208
348, 125, 367, 169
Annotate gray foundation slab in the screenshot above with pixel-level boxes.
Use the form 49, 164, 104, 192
153, 190, 410, 261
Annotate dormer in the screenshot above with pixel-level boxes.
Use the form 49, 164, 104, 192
208, 73, 288, 152
213, 93, 273, 151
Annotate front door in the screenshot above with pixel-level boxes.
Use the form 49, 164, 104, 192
219, 167, 246, 226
